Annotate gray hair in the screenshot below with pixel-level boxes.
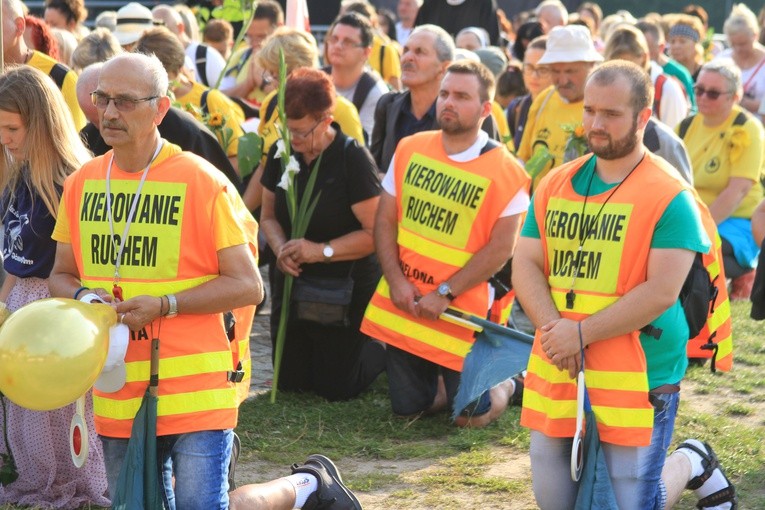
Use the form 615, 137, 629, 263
411, 24, 455, 62
70, 28, 122, 72
536, 0, 569, 25
723, 3, 759, 39
103, 53, 169, 97
700, 59, 743, 96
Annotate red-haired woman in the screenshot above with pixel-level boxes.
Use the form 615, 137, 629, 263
260, 68, 385, 401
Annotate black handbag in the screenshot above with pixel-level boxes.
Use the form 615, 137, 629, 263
292, 275, 354, 326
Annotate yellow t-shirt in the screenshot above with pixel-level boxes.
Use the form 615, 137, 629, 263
681, 105, 765, 218
222, 47, 268, 105
257, 90, 365, 164
517, 86, 584, 187
492, 100, 514, 153
29, 51, 86, 131
370, 34, 400, 84
176, 81, 245, 158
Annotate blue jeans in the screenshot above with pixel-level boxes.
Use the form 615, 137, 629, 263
101, 429, 233, 510
530, 392, 680, 510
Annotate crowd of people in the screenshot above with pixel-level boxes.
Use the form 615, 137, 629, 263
0, 0, 761, 508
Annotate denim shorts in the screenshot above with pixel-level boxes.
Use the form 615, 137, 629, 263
101, 428, 234, 510
529, 392, 680, 510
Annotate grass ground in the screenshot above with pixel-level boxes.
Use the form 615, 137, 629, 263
234, 300, 765, 509
1, 301, 762, 509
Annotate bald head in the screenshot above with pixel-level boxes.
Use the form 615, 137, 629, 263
152, 5, 184, 38
101, 53, 169, 98
77, 63, 104, 125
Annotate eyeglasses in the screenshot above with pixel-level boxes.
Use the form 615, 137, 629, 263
523, 64, 551, 77
91, 92, 159, 112
326, 35, 365, 49
693, 86, 733, 100
287, 118, 326, 140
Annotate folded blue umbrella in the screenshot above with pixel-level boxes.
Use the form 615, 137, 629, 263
444, 309, 533, 420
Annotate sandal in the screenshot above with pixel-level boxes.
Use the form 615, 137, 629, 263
675, 441, 737, 509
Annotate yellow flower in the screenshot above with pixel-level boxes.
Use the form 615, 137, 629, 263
728, 126, 750, 164
208, 113, 224, 127
574, 125, 585, 138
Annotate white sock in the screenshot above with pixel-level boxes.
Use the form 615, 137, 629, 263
677, 439, 733, 510
285, 472, 319, 508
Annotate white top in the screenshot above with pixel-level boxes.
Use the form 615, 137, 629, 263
719, 49, 765, 109
396, 22, 413, 46
382, 130, 530, 217
184, 42, 227, 88
649, 61, 689, 130
335, 72, 389, 143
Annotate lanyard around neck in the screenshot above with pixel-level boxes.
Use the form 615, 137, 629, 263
105, 141, 164, 288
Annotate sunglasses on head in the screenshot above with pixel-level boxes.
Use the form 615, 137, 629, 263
693, 86, 732, 100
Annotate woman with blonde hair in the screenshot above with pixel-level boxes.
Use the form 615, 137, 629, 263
0, 66, 108, 508
719, 3, 765, 113
242, 27, 364, 211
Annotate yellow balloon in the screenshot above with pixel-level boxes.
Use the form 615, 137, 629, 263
0, 298, 115, 411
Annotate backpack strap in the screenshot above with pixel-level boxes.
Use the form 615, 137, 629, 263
200, 89, 210, 116
196, 44, 209, 86
677, 115, 696, 140
49, 63, 68, 90
265, 94, 278, 123
379, 43, 386, 75
653, 74, 666, 119
351, 72, 377, 113
732, 110, 749, 126
479, 138, 502, 155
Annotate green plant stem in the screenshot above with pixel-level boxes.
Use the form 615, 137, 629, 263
213, 1, 257, 90
270, 274, 293, 403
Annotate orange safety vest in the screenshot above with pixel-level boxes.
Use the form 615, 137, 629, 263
62, 147, 257, 438
520, 153, 687, 447
361, 131, 530, 371
687, 195, 734, 371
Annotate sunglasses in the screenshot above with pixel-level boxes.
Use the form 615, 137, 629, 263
693, 86, 733, 100
91, 92, 159, 112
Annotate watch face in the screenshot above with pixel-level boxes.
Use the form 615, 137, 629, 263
438, 282, 449, 296
323, 245, 334, 257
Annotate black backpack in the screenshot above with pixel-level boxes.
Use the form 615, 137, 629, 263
641, 252, 718, 340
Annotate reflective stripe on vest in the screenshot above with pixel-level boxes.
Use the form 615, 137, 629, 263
63, 146, 250, 437
360, 131, 530, 370
520, 154, 686, 447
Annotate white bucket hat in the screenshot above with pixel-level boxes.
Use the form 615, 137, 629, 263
113, 2, 155, 46
537, 25, 603, 65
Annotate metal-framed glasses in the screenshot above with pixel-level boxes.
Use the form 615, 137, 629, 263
523, 64, 551, 77
288, 118, 326, 140
91, 92, 159, 112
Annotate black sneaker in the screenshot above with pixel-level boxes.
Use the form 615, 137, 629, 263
228, 432, 240, 490
291, 454, 362, 510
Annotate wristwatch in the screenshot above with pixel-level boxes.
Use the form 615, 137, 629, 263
322, 243, 334, 262
165, 294, 178, 318
436, 282, 456, 301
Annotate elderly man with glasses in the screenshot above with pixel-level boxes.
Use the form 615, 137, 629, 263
49, 52, 263, 509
